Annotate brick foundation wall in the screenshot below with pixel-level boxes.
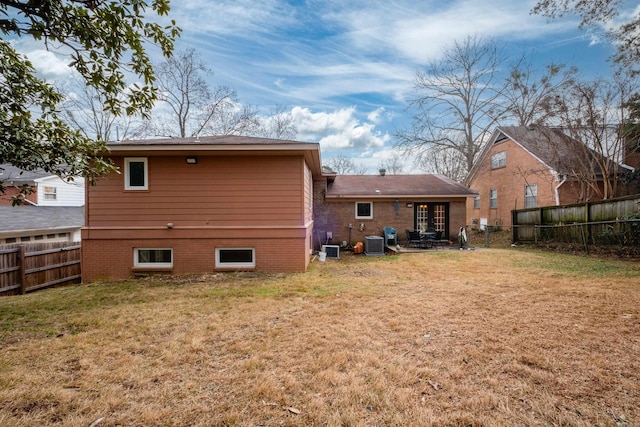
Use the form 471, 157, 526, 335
82, 236, 309, 282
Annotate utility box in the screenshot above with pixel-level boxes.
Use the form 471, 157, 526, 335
364, 236, 384, 256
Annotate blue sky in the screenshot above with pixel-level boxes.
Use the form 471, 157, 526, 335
13, 0, 632, 173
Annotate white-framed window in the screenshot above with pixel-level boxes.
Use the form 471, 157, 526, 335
43, 186, 57, 200
134, 248, 173, 268
216, 248, 255, 269
124, 157, 148, 190
355, 202, 373, 219
525, 184, 538, 208
474, 196, 480, 209
491, 151, 506, 169
489, 189, 497, 209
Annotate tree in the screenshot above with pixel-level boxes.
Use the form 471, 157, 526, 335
258, 105, 297, 140
0, 1, 180, 183
59, 74, 145, 142
326, 155, 368, 175
504, 58, 577, 126
542, 76, 637, 200
532, 0, 640, 75
396, 35, 507, 176
153, 48, 260, 138
378, 155, 404, 175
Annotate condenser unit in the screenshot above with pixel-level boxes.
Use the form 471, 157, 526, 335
321, 245, 340, 259
365, 236, 384, 256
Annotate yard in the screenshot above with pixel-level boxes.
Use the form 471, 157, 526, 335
1, 248, 639, 426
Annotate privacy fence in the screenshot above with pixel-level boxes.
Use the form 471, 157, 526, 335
0, 242, 81, 296
512, 194, 640, 247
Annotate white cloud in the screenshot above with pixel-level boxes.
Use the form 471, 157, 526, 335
291, 106, 389, 150
10, 39, 73, 79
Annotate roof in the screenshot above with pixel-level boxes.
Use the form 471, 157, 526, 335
106, 135, 324, 178
0, 164, 52, 183
465, 125, 624, 184
325, 174, 477, 199
0, 206, 84, 234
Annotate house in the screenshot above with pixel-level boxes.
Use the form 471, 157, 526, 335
313, 171, 476, 248
81, 136, 322, 281
0, 164, 85, 206
81, 136, 476, 282
464, 125, 634, 230
0, 206, 84, 245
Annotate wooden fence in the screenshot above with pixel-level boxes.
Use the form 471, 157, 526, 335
512, 194, 640, 245
0, 242, 81, 296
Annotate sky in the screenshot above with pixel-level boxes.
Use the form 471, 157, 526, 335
10, 0, 633, 174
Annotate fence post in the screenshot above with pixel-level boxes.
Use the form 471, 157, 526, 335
18, 245, 27, 295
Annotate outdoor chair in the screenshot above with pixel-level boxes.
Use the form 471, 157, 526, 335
433, 230, 447, 250
383, 226, 398, 247
405, 229, 424, 248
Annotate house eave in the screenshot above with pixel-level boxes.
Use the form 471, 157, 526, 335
325, 193, 477, 199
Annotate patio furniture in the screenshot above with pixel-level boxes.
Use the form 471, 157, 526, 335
405, 229, 424, 248
383, 226, 398, 247
432, 230, 448, 250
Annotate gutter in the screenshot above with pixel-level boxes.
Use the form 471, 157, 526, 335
555, 176, 567, 205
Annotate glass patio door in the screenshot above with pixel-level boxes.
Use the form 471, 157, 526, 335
414, 203, 449, 237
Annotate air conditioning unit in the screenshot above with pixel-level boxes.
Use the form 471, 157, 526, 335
365, 236, 384, 256
321, 245, 340, 259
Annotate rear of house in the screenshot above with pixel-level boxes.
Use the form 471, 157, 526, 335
313, 172, 476, 248
81, 136, 322, 282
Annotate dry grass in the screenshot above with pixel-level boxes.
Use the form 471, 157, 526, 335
1, 248, 639, 426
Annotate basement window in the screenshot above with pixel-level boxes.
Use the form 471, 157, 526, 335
134, 248, 173, 268
216, 248, 255, 269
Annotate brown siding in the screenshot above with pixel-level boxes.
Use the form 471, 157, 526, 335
87, 156, 305, 227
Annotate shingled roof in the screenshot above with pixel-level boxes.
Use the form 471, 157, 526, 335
325, 174, 477, 199
0, 206, 84, 235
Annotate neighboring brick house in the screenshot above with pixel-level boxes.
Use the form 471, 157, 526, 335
465, 125, 635, 229
314, 171, 476, 248
0, 164, 85, 244
81, 136, 476, 282
0, 164, 85, 206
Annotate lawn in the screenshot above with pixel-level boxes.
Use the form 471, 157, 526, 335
1, 248, 639, 426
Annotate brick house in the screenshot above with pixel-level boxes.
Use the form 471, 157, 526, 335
0, 164, 85, 206
81, 136, 475, 282
465, 125, 635, 229
314, 171, 475, 248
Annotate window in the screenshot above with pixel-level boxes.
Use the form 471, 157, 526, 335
216, 248, 255, 268
355, 202, 373, 219
490, 189, 497, 209
134, 248, 173, 268
491, 151, 506, 169
43, 186, 57, 200
525, 184, 537, 208
124, 157, 148, 190
474, 196, 480, 209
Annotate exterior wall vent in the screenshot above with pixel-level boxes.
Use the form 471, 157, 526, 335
364, 236, 384, 256
321, 245, 340, 259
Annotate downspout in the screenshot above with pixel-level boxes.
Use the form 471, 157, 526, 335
554, 176, 567, 206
